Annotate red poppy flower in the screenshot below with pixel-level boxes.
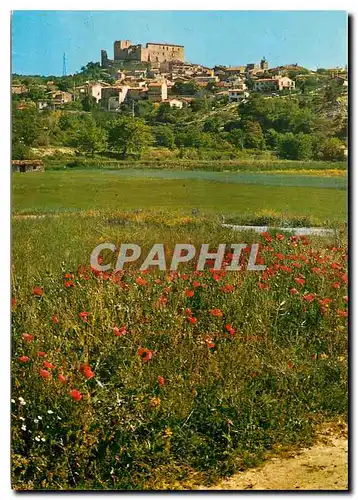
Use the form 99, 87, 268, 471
331, 262, 342, 270
337, 309, 348, 317
83, 367, 94, 379
157, 376, 165, 386
159, 295, 167, 305
113, 326, 127, 337
343, 296, 348, 303
58, 374, 67, 383
70, 389, 82, 402
64, 280, 75, 288
135, 277, 147, 286
318, 298, 332, 307
137, 347, 153, 362
18, 356, 29, 363
274, 253, 285, 261
311, 267, 321, 274
332, 282, 341, 290
258, 282, 269, 290
287, 361, 294, 369
39, 369, 51, 379
205, 339, 216, 349
341, 273, 348, 284
43, 361, 55, 370
79, 312, 89, 322
294, 277, 305, 286
185, 308, 192, 316
210, 308, 223, 317
221, 284, 235, 293
261, 231, 273, 243
154, 279, 161, 284
181, 274, 188, 280
303, 293, 316, 303
52, 315, 59, 324
22, 333, 34, 342
288, 254, 298, 261
11, 297, 16, 309
276, 234, 285, 241
192, 281, 201, 288
280, 265, 292, 273
250, 371, 258, 378
225, 324, 235, 335
64, 272, 73, 279
290, 287, 299, 295
187, 316, 197, 324
37, 351, 46, 357
185, 290, 195, 298
32, 286, 44, 296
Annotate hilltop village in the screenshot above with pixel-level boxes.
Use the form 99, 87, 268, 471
12, 38, 347, 111
12, 38, 348, 166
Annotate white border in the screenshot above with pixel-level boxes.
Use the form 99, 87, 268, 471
2, 3, 356, 499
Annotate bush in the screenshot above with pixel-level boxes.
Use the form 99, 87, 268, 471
12, 142, 33, 160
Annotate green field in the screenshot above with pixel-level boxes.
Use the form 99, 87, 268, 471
12, 171, 347, 225
11, 168, 348, 489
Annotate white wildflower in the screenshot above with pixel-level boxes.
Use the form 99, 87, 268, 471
19, 417, 25, 421
47, 410, 54, 414
34, 419, 39, 424
41, 437, 46, 442
21, 425, 26, 431
35, 436, 40, 442
57, 416, 62, 420
18, 397, 26, 406
37, 416, 42, 420
11, 399, 15, 404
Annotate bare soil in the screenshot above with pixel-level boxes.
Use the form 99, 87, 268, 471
197, 423, 348, 491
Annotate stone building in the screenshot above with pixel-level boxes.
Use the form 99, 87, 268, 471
147, 82, 167, 102
260, 57, 269, 71
253, 76, 295, 92
102, 40, 184, 67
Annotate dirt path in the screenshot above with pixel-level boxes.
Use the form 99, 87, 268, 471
197, 425, 348, 491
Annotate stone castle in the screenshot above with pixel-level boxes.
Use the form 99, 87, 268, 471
101, 40, 184, 67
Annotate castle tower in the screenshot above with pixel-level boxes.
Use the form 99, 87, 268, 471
114, 40, 132, 60
101, 50, 109, 68
260, 57, 269, 71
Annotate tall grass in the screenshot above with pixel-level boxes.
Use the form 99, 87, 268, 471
12, 215, 348, 489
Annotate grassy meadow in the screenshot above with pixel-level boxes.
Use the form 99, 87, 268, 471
11, 169, 348, 490
12, 170, 347, 226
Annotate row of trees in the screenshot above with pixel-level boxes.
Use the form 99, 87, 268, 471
12, 78, 347, 161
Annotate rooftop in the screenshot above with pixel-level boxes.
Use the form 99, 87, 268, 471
146, 42, 184, 48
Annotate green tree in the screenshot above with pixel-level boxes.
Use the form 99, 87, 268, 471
12, 142, 33, 160
134, 100, 156, 120
81, 95, 98, 112
79, 61, 102, 80
227, 128, 244, 149
243, 121, 265, 149
108, 118, 153, 159
76, 120, 107, 157
174, 125, 208, 149
172, 81, 200, 96
279, 133, 313, 160
191, 97, 209, 113
12, 107, 40, 147
153, 125, 175, 149
319, 137, 346, 161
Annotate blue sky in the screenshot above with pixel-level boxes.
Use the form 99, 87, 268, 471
12, 11, 348, 75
